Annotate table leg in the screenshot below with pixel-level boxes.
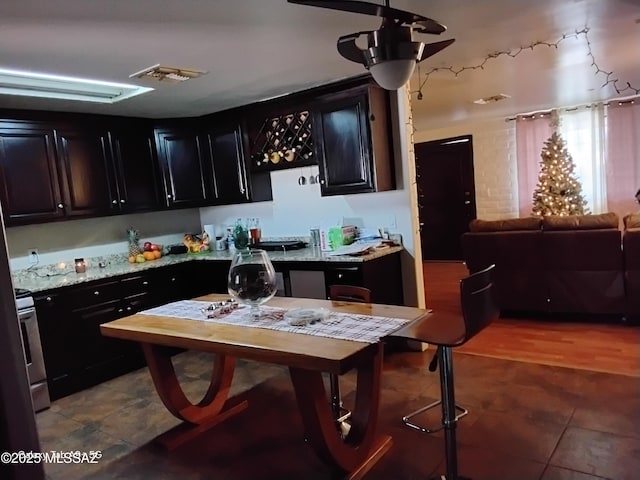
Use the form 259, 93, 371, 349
289, 342, 392, 479
141, 343, 248, 450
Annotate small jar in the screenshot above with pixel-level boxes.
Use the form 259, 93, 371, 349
74, 258, 86, 273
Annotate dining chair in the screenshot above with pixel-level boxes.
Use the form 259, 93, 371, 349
387, 264, 498, 480
327, 284, 372, 437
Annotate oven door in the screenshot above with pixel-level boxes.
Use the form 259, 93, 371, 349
18, 306, 47, 385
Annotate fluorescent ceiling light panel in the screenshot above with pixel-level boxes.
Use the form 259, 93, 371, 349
0, 68, 154, 103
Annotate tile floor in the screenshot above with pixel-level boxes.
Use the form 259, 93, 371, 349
36, 348, 640, 480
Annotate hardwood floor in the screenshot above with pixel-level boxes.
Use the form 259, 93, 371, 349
423, 262, 640, 377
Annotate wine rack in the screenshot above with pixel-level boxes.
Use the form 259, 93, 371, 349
250, 110, 315, 170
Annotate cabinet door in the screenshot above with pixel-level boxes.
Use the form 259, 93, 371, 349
34, 293, 81, 400
109, 126, 161, 213
0, 124, 65, 224
203, 125, 249, 204
313, 85, 393, 196
74, 299, 143, 386
155, 128, 211, 208
54, 126, 116, 217
313, 93, 374, 195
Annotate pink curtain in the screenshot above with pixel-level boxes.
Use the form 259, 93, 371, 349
606, 101, 640, 219
516, 113, 553, 217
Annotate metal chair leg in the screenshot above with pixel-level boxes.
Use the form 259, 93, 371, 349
329, 373, 351, 437
402, 346, 468, 433
429, 346, 470, 480
440, 346, 459, 479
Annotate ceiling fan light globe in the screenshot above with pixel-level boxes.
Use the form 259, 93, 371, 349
369, 59, 416, 90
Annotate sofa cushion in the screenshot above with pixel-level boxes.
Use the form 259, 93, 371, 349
469, 217, 542, 232
623, 213, 640, 230
542, 212, 619, 231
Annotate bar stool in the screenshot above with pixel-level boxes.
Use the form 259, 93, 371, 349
328, 284, 372, 437
387, 264, 498, 480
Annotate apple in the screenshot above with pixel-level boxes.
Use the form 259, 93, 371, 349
151, 244, 161, 252
135, 254, 146, 263
143, 241, 152, 252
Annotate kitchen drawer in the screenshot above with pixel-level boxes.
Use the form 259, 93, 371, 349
65, 280, 122, 309
324, 266, 363, 288
120, 273, 157, 296
122, 292, 154, 313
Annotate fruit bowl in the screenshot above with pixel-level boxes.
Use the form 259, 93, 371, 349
128, 243, 163, 263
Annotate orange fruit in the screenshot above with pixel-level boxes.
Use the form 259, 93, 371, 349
143, 251, 155, 261
128, 256, 136, 263
153, 250, 162, 259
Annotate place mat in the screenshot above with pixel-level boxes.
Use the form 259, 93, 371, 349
139, 300, 412, 344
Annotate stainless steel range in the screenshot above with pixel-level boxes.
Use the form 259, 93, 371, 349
15, 288, 50, 412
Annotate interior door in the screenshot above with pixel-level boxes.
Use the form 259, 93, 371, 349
415, 135, 476, 261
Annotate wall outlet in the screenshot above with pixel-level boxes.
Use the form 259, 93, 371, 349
28, 249, 39, 265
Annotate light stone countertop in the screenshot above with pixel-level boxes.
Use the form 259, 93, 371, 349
12, 245, 404, 294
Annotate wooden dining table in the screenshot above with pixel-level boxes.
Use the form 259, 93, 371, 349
100, 294, 430, 480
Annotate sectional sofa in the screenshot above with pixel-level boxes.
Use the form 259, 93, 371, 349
461, 212, 639, 320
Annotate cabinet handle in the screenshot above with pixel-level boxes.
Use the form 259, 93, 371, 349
464, 200, 471, 205
126, 306, 132, 311
142, 281, 149, 285
112, 199, 118, 205
118, 308, 124, 313
337, 273, 343, 279
120, 199, 126, 204
171, 277, 176, 282
57, 203, 64, 209
167, 194, 173, 200
94, 291, 100, 295
46, 296, 52, 302
320, 179, 325, 185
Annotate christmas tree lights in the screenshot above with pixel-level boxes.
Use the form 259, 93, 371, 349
531, 119, 589, 216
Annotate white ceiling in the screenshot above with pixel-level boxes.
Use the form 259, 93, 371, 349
1, 0, 639, 131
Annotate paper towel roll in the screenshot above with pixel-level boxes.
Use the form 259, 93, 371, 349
203, 224, 216, 240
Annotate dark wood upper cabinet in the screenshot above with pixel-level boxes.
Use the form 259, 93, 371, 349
54, 126, 115, 218
108, 122, 161, 213
312, 84, 394, 196
1, 117, 163, 225
202, 124, 250, 205
0, 122, 66, 224
154, 127, 212, 209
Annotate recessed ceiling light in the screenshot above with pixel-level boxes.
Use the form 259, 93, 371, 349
129, 64, 207, 83
473, 93, 511, 105
0, 68, 154, 103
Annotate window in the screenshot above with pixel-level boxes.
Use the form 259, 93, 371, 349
516, 99, 639, 218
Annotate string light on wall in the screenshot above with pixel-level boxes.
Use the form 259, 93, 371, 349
412, 28, 640, 100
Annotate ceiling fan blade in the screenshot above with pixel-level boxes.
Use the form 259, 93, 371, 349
417, 38, 456, 62
287, 0, 445, 31
414, 19, 447, 35
337, 33, 369, 65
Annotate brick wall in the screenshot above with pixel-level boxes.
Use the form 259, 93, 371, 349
414, 118, 518, 220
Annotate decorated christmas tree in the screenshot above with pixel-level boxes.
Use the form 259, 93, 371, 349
531, 116, 589, 216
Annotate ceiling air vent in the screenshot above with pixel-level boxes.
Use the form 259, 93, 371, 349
473, 93, 511, 105
129, 64, 207, 83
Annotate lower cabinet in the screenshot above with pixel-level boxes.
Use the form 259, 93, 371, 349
325, 253, 403, 305
35, 264, 196, 400
34, 252, 402, 400
274, 251, 403, 305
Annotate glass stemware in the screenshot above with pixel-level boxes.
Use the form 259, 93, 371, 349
227, 249, 277, 318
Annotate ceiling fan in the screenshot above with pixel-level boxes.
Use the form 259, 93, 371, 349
287, 0, 455, 90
